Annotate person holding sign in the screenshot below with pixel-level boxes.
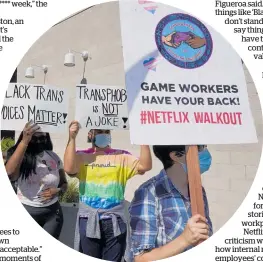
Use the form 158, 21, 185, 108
129, 145, 213, 261
64, 121, 152, 262
5, 122, 68, 239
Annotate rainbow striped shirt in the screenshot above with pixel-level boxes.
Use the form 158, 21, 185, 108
76, 148, 139, 210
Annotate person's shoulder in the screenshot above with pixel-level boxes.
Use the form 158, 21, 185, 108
120, 149, 132, 155
134, 174, 160, 196
76, 148, 93, 155
130, 175, 161, 209
108, 148, 132, 155
135, 172, 166, 196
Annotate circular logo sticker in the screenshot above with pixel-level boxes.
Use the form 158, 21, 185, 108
155, 13, 213, 69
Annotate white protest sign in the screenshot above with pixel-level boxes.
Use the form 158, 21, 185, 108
119, 1, 257, 145
1, 83, 69, 133
75, 84, 129, 130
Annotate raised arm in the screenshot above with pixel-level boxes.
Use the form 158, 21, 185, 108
137, 145, 152, 174
64, 121, 82, 177
5, 122, 39, 180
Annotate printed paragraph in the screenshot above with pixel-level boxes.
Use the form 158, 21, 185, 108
215, 0, 263, 60
214, 188, 263, 262
0, 229, 42, 261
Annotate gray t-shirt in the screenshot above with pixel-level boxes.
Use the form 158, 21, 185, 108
17, 150, 63, 207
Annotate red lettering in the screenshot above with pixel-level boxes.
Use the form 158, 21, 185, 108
155, 111, 161, 124
194, 112, 203, 123
173, 112, 180, 123
204, 113, 210, 123
215, 113, 223, 124
194, 112, 242, 125
236, 112, 242, 125
167, 112, 173, 123
147, 111, 155, 124
182, 112, 189, 123
160, 111, 167, 123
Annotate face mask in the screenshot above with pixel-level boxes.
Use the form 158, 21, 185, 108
94, 134, 111, 149
28, 136, 47, 154
179, 149, 212, 174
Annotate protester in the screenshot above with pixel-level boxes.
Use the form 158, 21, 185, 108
5, 122, 67, 239
64, 121, 152, 262
129, 145, 213, 262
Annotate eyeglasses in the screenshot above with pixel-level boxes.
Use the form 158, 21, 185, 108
175, 145, 207, 157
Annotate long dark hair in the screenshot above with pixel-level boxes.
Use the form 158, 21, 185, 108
6, 132, 53, 180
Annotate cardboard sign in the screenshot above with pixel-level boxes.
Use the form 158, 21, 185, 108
1, 83, 69, 133
75, 84, 129, 130
119, 1, 257, 145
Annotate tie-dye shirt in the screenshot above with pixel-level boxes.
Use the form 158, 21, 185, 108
76, 148, 139, 210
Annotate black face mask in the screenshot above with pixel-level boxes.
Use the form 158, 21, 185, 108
29, 136, 47, 154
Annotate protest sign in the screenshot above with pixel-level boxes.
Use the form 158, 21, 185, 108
1, 83, 69, 133
75, 84, 129, 130
119, 1, 257, 145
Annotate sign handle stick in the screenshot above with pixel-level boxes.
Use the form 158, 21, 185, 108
186, 145, 205, 245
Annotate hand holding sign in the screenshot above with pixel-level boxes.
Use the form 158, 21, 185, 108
69, 121, 80, 140
22, 121, 40, 145
181, 214, 209, 246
